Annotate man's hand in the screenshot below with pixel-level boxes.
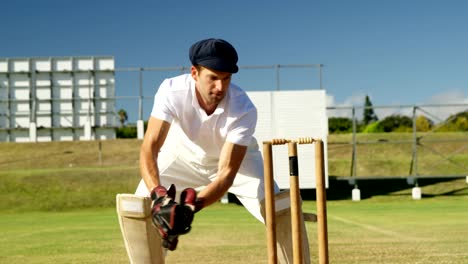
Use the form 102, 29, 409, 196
151, 184, 180, 250
150, 184, 198, 250
179, 188, 197, 234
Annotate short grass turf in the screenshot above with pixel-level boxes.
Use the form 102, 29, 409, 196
1, 196, 467, 264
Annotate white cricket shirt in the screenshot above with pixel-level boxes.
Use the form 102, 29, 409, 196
151, 74, 258, 158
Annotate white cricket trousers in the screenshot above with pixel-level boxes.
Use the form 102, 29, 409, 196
135, 140, 279, 222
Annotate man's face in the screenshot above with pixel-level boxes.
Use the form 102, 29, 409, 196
191, 66, 232, 111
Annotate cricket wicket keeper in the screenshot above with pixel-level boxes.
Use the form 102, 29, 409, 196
116, 38, 311, 263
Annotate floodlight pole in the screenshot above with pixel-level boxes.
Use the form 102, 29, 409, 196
411, 106, 418, 178
138, 68, 143, 121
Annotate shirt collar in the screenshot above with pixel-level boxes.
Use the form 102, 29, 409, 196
190, 77, 227, 116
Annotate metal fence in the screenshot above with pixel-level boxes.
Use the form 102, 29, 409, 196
113, 64, 324, 123
112, 65, 466, 180
2, 62, 466, 180
327, 104, 468, 181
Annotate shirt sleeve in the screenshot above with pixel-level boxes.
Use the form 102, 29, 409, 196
150, 79, 174, 123
226, 105, 257, 146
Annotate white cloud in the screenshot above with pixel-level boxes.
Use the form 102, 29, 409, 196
425, 89, 468, 104
326, 93, 366, 118
419, 89, 468, 121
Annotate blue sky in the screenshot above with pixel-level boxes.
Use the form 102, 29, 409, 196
1, 0, 467, 121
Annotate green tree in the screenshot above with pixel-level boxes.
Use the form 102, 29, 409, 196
118, 109, 128, 127
448, 111, 468, 131
363, 95, 378, 125
415, 115, 433, 132
362, 121, 384, 133
116, 126, 137, 138
328, 117, 353, 133
379, 115, 413, 132
455, 116, 468, 131
437, 111, 468, 132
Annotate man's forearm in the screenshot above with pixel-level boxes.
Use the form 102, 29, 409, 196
196, 169, 235, 209
140, 144, 161, 191
195, 142, 247, 211
139, 117, 171, 191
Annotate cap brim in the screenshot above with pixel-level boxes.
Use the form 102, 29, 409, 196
198, 58, 238, 73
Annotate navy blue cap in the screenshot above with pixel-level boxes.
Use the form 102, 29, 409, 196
189, 38, 239, 73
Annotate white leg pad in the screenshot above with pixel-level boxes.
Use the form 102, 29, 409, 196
261, 191, 311, 264
116, 194, 165, 264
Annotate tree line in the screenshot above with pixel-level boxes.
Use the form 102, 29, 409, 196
329, 95, 468, 133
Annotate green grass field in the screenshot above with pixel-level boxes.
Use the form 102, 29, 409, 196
1, 197, 468, 264
327, 132, 468, 177
0, 135, 467, 263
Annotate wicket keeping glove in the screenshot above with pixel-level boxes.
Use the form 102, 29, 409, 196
150, 184, 198, 250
